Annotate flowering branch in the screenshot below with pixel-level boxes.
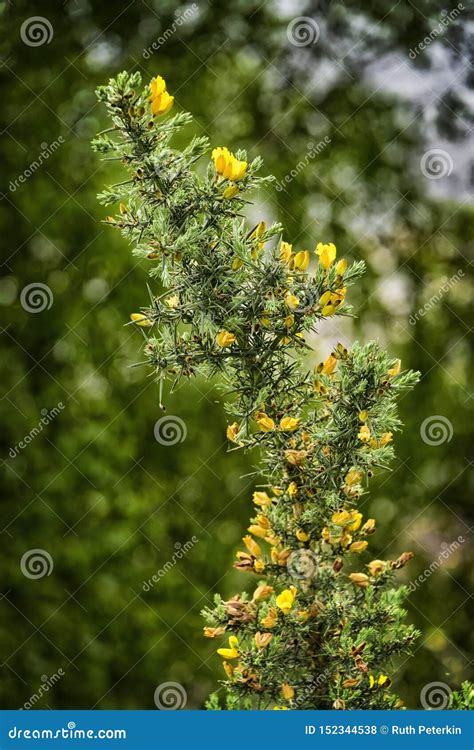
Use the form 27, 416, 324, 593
93, 71, 421, 710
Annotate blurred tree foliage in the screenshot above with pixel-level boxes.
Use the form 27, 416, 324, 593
0, 0, 472, 709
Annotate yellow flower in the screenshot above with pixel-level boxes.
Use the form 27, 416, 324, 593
350, 540, 368, 554
149, 77, 174, 116
379, 431, 393, 446
288, 482, 298, 498
284, 293, 300, 310
296, 529, 309, 542
216, 330, 236, 348
212, 147, 247, 181
253, 491, 271, 506
281, 683, 295, 700
320, 354, 337, 375
217, 635, 239, 659
261, 606, 278, 628
276, 587, 297, 614
256, 413, 275, 432
284, 314, 294, 328
279, 241, 293, 265
293, 250, 310, 271
223, 661, 234, 678
203, 626, 226, 638
332, 510, 351, 526
223, 184, 239, 199
150, 75, 166, 98
387, 359, 401, 377
248, 524, 268, 539
254, 559, 265, 573
346, 511, 363, 532
345, 469, 363, 486
279, 416, 300, 432
362, 518, 376, 534
130, 313, 152, 327
273, 706, 289, 710
243, 535, 262, 558
232, 257, 244, 271
165, 294, 179, 308
316, 242, 337, 269
357, 425, 371, 442
367, 559, 385, 576
253, 584, 273, 602
226, 422, 240, 442
255, 631, 273, 649
358, 410, 369, 422
335, 258, 347, 275
349, 572, 369, 588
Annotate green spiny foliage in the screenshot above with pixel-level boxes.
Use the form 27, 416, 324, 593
93, 70, 422, 710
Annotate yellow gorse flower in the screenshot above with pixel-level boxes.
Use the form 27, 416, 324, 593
293, 250, 310, 271
212, 147, 247, 181
276, 586, 297, 614
216, 330, 236, 348
217, 635, 239, 659
284, 293, 300, 310
149, 75, 174, 116
256, 413, 275, 432
316, 241, 337, 269
226, 422, 240, 442
130, 313, 152, 327
279, 416, 300, 432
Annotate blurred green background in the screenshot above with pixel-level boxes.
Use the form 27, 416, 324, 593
0, 0, 472, 710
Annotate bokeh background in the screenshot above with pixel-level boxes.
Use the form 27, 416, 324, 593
1, 0, 472, 710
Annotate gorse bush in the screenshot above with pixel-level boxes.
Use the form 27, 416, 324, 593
93, 71, 422, 710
